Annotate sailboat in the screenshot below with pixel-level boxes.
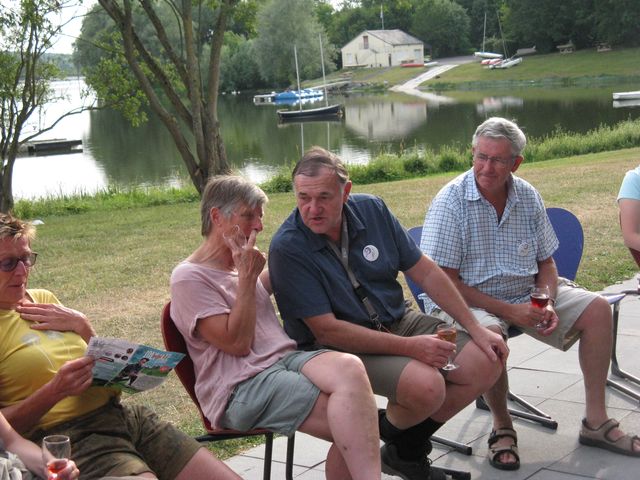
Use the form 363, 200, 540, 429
474, 12, 503, 60
277, 39, 343, 122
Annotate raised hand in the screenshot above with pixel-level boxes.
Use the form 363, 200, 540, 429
223, 226, 266, 281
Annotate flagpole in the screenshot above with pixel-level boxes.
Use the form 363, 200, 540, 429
380, 4, 384, 29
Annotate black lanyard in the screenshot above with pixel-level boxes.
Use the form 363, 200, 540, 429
327, 217, 385, 331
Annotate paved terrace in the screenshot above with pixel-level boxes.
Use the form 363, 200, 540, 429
225, 276, 640, 479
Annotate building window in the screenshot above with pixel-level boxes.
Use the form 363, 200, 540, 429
363, 35, 369, 49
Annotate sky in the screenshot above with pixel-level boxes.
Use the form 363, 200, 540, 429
50, 0, 96, 54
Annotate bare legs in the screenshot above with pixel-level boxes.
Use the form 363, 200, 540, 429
175, 447, 241, 480
574, 297, 640, 452
299, 352, 381, 480
430, 339, 503, 423
485, 296, 640, 465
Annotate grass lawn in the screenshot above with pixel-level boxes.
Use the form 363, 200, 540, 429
425, 48, 640, 89
27, 146, 640, 457
308, 47, 640, 91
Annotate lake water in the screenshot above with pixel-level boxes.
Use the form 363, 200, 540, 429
14, 77, 640, 200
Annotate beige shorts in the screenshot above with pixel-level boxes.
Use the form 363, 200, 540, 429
434, 278, 600, 351
358, 307, 471, 402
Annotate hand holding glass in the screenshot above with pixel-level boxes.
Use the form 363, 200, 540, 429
436, 324, 459, 371
530, 285, 551, 330
42, 435, 71, 479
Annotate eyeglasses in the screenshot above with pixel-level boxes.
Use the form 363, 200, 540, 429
473, 152, 514, 167
0, 252, 38, 272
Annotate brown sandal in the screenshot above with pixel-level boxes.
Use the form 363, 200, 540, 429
487, 428, 520, 470
579, 418, 640, 457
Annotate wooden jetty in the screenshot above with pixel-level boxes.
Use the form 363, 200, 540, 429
20, 139, 82, 155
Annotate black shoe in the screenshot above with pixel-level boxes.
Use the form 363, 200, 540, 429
381, 443, 451, 480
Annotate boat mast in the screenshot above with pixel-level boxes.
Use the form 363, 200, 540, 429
294, 45, 303, 112
319, 34, 329, 107
497, 12, 508, 58
481, 12, 487, 52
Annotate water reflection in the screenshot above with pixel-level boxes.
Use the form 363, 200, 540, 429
13, 79, 640, 200
344, 96, 427, 141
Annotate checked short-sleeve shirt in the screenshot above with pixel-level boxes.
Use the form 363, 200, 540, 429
420, 169, 558, 313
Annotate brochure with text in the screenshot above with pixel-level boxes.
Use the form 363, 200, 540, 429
86, 337, 185, 393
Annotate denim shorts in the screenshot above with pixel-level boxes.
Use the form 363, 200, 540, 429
29, 399, 201, 480
220, 350, 325, 437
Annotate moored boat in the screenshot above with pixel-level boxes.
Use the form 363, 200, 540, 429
612, 91, 640, 101
277, 104, 343, 121
274, 88, 323, 102
490, 56, 523, 69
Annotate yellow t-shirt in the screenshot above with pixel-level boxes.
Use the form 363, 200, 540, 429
0, 289, 117, 431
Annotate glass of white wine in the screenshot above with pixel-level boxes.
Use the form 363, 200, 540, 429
436, 323, 459, 371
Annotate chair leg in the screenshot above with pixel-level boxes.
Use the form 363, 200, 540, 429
476, 394, 558, 430
262, 432, 273, 480
285, 434, 295, 480
432, 435, 472, 455
606, 297, 640, 402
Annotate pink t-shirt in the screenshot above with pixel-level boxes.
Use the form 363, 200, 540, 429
170, 261, 296, 428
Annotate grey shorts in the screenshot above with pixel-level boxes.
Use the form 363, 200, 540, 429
220, 350, 325, 437
29, 399, 201, 480
358, 307, 471, 402
435, 278, 599, 351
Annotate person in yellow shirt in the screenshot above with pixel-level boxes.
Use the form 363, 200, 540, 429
0, 213, 240, 480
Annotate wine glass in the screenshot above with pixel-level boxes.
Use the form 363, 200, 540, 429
436, 323, 459, 371
530, 285, 551, 329
42, 435, 71, 479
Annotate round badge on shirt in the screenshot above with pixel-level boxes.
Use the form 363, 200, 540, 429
363, 245, 379, 261
517, 241, 530, 256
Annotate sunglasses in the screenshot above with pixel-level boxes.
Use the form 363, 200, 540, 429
0, 252, 38, 272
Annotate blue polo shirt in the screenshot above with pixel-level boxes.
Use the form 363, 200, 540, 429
269, 194, 422, 349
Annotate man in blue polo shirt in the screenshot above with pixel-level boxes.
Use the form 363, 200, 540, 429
269, 146, 508, 480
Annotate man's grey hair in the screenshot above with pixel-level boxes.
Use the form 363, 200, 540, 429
200, 175, 268, 236
292, 146, 349, 188
472, 117, 527, 157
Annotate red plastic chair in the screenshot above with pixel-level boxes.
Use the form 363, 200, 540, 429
161, 302, 295, 480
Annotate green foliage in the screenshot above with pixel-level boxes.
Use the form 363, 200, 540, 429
254, 0, 336, 87
220, 33, 263, 92
14, 185, 200, 219
412, 0, 471, 58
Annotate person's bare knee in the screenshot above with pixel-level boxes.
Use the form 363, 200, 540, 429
392, 363, 445, 427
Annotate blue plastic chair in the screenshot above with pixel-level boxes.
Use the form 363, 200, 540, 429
546, 209, 640, 401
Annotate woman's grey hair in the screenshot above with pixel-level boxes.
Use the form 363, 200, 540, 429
200, 175, 268, 236
292, 146, 349, 187
472, 117, 527, 157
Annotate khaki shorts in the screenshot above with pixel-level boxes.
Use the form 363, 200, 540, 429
358, 307, 471, 402
220, 350, 325, 437
434, 278, 599, 351
29, 399, 201, 480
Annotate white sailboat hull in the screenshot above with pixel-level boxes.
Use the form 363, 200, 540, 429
474, 51, 503, 59
612, 91, 640, 101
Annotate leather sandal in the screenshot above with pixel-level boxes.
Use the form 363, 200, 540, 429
579, 418, 640, 457
487, 427, 520, 470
